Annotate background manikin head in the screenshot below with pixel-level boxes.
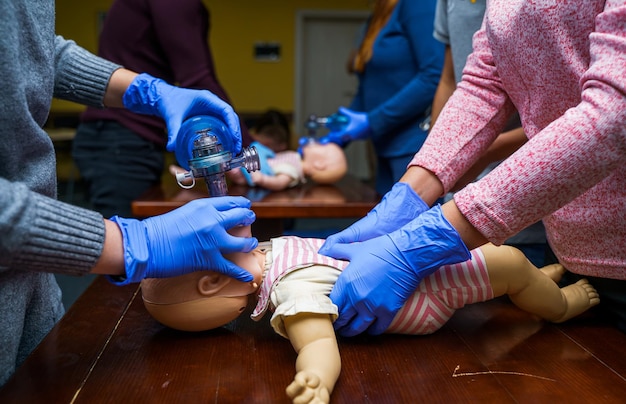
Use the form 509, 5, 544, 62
301, 141, 348, 184
141, 226, 265, 331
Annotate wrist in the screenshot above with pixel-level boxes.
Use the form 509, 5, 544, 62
400, 166, 444, 206
92, 219, 125, 276
441, 200, 487, 250
104, 68, 138, 108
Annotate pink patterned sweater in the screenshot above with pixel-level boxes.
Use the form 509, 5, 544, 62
410, 0, 626, 279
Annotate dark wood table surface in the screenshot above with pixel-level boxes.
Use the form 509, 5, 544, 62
132, 174, 380, 219
131, 174, 381, 240
2, 275, 625, 403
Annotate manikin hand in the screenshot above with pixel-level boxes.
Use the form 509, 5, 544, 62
318, 107, 371, 147
108, 197, 258, 285
123, 73, 242, 154
318, 182, 428, 256
286, 371, 330, 404
324, 205, 470, 336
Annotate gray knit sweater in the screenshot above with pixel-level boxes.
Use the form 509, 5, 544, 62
0, 0, 121, 385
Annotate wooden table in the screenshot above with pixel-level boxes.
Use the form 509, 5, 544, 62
2, 276, 625, 403
132, 175, 381, 239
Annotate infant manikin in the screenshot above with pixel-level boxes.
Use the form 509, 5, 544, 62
141, 226, 599, 404
228, 140, 349, 191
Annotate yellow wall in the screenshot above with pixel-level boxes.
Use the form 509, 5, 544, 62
53, 0, 370, 114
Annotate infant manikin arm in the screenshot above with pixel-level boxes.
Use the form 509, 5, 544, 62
270, 260, 342, 403
284, 313, 340, 404
251, 171, 296, 191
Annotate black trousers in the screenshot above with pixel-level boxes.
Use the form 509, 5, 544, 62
73, 121, 165, 218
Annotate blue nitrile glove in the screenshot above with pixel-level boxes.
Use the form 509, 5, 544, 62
324, 205, 470, 337
123, 73, 242, 154
241, 141, 275, 185
297, 136, 314, 156
107, 197, 258, 286
318, 107, 371, 147
319, 182, 428, 256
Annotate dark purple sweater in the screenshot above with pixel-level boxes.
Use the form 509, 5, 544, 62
81, 0, 250, 146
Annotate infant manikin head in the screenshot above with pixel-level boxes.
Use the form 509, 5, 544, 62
141, 226, 265, 332
301, 141, 348, 184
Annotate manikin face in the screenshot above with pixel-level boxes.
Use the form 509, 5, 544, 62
140, 225, 267, 331
301, 141, 347, 184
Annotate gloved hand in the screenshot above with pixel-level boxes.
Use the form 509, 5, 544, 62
296, 136, 314, 156
123, 73, 242, 154
241, 141, 275, 185
318, 182, 428, 256
324, 205, 470, 337
318, 107, 371, 147
107, 197, 258, 286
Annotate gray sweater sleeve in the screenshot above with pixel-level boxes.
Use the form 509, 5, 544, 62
0, 179, 105, 275
53, 36, 122, 108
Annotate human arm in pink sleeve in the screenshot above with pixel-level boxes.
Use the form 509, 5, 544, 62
407, 1, 626, 248
453, 2, 626, 245
410, 22, 518, 194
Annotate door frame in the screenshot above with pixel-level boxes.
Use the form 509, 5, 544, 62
293, 9, 370, 138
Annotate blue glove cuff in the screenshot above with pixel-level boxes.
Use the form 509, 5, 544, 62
367, 182, 429, 230
298, 137, 315, 155
106, 216, 149, 286
391, 182, 428, 212
122, 73, 166, 116
391, 205, 471, 277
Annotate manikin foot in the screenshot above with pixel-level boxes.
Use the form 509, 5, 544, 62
286, 371, 330, 404
539, 263, 566, 283
553, 279, 600, 323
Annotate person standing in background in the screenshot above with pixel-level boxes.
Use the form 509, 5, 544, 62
430, 0, 548, 267
1, 0, 258, 385
319, 0, 444, 195
73, 0, 251, 218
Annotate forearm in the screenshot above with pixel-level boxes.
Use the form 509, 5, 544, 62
53, 36, 121, 108
1, 185, 110, 276
253, 173, 294, 191
450, 127, 527, 191
430, 46, 456, 127
483, 127, 527, 161
103, 68, 138, 108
